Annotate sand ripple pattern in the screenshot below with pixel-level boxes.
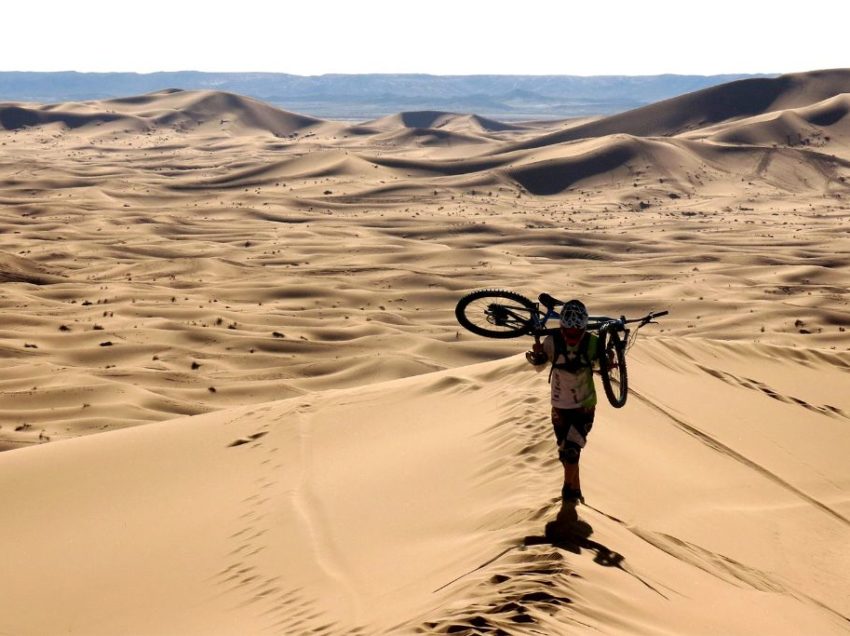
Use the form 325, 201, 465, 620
1, 73, 849, 454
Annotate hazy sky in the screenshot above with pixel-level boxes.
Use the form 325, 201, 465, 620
4, 0, 849, 76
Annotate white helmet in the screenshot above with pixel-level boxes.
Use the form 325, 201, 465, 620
560, 299, 588, 330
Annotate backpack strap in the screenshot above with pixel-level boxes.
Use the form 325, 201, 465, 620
548, 333, 593, 383
548, 336, 563, 383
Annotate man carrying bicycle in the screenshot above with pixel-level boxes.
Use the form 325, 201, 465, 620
526, 299, 600, 505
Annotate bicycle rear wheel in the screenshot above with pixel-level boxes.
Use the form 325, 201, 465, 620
455, 289, 536, 339
599, 328, 628, 407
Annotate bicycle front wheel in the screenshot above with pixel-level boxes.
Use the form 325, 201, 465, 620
599, 328, 628, 407
455, 289, 537, 339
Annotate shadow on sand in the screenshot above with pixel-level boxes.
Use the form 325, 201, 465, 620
524, 500, 666, 596
524, 501, 623, 567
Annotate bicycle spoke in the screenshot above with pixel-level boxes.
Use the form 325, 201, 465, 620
465, 298, 532, 332
455, 289, 537, 339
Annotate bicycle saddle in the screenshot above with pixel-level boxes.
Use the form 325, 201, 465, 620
538, 293, 563, 310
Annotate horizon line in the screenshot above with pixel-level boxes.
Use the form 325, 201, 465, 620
0, 69, 784, 79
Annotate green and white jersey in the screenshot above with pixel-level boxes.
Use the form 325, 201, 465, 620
542, 332, 599, 409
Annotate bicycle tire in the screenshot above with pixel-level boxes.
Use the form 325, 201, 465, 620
455, 289, 537, 339
598, 328, 628, 407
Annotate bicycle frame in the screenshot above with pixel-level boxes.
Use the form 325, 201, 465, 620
456, 289, 666, 408
529, 306, 624, 341
530, 299, 665, 350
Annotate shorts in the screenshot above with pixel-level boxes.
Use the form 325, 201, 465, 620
552, 406, 595, 463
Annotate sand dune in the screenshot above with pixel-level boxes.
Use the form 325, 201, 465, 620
0, 251, 66, 284
0, 104, 138, 132
1, 89, 329, 138
366, 111, 525, 133
506, 133, 850, 195
372, 127, 490, 148
2, 343, 848, 634
1, 69, 849, 633
496, 68, 850, 152
706, 93, 850, 155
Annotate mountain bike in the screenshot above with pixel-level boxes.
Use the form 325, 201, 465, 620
454, 289, 668, 408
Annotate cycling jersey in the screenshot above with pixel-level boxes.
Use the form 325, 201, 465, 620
542, 332, 599, 409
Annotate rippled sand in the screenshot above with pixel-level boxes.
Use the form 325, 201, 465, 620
1, 70, 848, 634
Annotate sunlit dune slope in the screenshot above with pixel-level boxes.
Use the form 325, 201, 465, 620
702, 93, 850, 157
2, 70, 849, 453
1, 338, 848, 635
495, 68, 850, 152
0, 89, 329, 137
353, 70, 850, 195
503, 133, 850, 194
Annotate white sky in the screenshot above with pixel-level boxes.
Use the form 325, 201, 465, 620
3, 0, 849, 76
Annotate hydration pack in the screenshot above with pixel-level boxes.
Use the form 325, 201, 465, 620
549, 332, 596, 383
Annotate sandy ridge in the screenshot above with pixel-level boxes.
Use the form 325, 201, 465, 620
2, 341, 849, 633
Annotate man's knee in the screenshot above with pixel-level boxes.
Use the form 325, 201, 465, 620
559, 443, 581, 465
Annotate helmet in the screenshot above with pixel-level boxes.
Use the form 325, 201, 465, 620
560, 299, 588, 330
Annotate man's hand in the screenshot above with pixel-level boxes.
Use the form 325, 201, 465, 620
526, 342, 547, 366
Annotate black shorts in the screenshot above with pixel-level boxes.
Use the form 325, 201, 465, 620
552, 406, 595, 459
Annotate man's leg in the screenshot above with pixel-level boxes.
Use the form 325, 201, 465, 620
563, 461, 580, 492
553, 407, 588, 503
560, 445, 583, 503
557, 407, 594, 503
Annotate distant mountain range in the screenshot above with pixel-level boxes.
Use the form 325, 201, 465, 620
0, 71, 769, 120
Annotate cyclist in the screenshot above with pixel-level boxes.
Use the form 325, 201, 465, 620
526, 299, 600, 505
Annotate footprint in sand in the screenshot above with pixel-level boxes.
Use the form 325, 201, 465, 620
228, 431, 269, 447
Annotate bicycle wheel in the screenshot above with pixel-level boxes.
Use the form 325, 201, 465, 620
455, 289, 537, 339
598, 328, 628, 407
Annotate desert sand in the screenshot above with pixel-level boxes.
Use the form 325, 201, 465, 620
0, 69, 848, 634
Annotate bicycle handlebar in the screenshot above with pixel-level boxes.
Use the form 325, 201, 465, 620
586, 310, 668, 331
624, 310, 668, 325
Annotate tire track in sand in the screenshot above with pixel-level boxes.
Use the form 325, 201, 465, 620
215, 405, 360, 634
630, 388, 850, 527
291, 404, 364, 629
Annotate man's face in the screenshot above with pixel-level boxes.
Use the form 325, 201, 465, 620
561, 326, 584, 346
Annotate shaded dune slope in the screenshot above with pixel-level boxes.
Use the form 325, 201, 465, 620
0, 251, 65, 284
366, 110, 524, 133
0, 105, 134, 131
358, 111, 524, 149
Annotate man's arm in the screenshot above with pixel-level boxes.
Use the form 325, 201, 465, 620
526, 337, 551, 366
